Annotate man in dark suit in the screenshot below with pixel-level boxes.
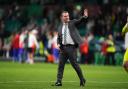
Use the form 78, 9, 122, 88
55, 9, 88, 87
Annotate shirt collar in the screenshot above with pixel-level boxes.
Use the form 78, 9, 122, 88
63, 23, 68, 25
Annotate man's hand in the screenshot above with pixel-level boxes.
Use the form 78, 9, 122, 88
84, 9, 88, 17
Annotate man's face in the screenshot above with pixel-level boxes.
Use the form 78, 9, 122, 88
61, 12, 70, 23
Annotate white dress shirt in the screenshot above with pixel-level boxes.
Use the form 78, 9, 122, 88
62, 24, 74, 45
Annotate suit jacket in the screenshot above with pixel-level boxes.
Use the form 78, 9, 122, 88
57, 16, 87, 48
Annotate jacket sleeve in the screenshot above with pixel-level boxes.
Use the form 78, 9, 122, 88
57, 25, 62, 45
57, 34, 62, 45
57, 34, 59, 45
73, 16, 88, 25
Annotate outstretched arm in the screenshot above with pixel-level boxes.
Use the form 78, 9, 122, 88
73, 9, 88, 25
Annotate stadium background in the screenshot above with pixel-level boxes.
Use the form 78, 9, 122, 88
0, 0, 128, 89
0, 0, 128, 65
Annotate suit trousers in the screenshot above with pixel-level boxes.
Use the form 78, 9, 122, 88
57, 45, 84, 82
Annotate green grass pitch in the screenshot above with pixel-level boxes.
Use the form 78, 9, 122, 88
0, 62, 128, 89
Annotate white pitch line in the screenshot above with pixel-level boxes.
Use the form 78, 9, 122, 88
0, 80, 128, 84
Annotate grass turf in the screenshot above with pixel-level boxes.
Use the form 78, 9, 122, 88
0, 62, 128, 89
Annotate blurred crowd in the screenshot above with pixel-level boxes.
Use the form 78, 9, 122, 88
0, 0, 128, 65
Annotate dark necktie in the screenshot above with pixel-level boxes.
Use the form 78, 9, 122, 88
64, 24, 68, 45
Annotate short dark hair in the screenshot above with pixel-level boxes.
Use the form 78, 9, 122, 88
61, 11, 68, 16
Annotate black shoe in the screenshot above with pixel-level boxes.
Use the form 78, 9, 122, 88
55, 82, 62, 86
80, 78, 86, 87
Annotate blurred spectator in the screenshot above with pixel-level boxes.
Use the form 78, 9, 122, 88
19, 28, 28, 63
87, 32, 95, 64
100, 37, 108, 64
3, 35, 12, 58
105, 34, 116, 65
46, 31, 54, 63
52, 31, 59, 63
11, 32, 20, 62
27, 29, 39, 64
80, 36, 89, 64
94, 37, 107, 65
